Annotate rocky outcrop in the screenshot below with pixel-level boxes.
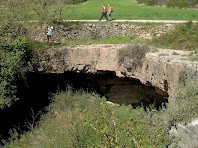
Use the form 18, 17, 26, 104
29, 43, 198, 145
32, 44, 197, 97
169, 118, 198, 148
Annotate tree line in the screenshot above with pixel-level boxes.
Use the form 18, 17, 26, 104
0, 0, 87, 108
0, 0, 87, 26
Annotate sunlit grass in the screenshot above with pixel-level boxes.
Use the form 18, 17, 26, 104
30, 35, 140, 50
63, 0, 198, 20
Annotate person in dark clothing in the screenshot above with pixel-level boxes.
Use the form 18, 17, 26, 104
99, 4, 108, 21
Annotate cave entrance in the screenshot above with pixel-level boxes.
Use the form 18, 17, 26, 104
0, 71, 168, 142
23, 71, 168, 107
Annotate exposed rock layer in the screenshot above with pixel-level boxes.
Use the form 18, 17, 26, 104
32, 44, 198, 98
169, 118, 198, 148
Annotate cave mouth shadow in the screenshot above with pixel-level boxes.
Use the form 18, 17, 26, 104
0, 71, 168, 143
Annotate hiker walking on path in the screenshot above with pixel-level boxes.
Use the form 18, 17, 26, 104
47, 26, 54, 45
99, 4, 108, 21
108, 4, 113, 21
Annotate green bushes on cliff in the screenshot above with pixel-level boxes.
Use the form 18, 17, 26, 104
0, 37, 31, 108
165, 79, 198, 124
2, 73, 198, 147
118, 44, 150, 70
3, 89, 170, 147
164, 68, 198, 124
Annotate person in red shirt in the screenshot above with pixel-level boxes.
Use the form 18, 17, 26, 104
99, 4, 108, 21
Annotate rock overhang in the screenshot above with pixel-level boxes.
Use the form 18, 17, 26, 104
32, 44, 198, 97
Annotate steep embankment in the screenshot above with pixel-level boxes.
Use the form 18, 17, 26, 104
32, 44, 197, 99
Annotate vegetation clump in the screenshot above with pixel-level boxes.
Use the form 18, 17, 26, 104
152, 21, 198, 51
119, 44, 149, 70
0, 0, 87, 26
0, 37, 31, 108
2, 89, 170, 147
164, 68, 198, 124
3, 73, 198, 147
136, 0, 198, 8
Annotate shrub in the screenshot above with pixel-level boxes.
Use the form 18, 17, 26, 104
164, 78, 198, 124
71, 0, 87, 4
0, 37, 31, 108
145, 0, 158, 6
0, 0, 87, 25
3, 89, 170, 147
4, 72, 198, 147
136, 0, 198, 8
2, 66, 198, 148
136, 0, 145, 4
166, 0, 188, 8
178, 68, 188, 86
156, 67, 198, 126
152, 21, 198, 51
119, 44, 149, 71
137, 0, 158, 6
4, 77, 198, 147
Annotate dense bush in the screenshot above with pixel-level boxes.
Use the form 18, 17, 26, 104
152, 21, 198, 51
2, 72, 198, 147
137, 0, 158, 6
0, 0, 87, 25
137, 0, 166, 6
166, 79, 198, 124
69, 0, 87, 4
166, 0, 188, 8
2, 89, 170, 147
166, 68, 198, 123
0, 37, 31, 108
136, 0, 198, 8
119, 44, 149, 70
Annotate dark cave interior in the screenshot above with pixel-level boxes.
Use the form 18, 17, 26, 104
0, 71, 169, 142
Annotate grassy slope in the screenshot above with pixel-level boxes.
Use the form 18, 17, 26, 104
64, 0, 198, 20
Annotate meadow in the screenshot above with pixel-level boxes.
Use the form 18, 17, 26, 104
64, 0, 198, 20
1, 0, 198, 25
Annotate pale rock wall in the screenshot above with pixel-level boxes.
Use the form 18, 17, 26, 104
32, 44, 198, 146
169, 118, 198, 148
34, 44, 198, 97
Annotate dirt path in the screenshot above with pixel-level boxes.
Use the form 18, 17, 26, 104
64, 20, 197, 23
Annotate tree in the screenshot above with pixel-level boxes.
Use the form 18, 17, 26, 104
0, 0, 30, 24
29, 0, 72, 24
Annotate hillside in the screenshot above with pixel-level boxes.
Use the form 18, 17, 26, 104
1, 0, 198, 147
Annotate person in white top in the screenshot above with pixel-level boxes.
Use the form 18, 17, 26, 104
47, 26, 54, 45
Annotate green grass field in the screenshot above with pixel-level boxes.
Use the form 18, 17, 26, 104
64, 0, 198, 20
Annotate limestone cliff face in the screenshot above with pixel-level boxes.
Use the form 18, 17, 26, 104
34, 44, 197, 95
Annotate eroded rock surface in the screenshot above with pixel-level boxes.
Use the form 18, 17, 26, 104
33, 44, 198, 97
169, 118, 198, 148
